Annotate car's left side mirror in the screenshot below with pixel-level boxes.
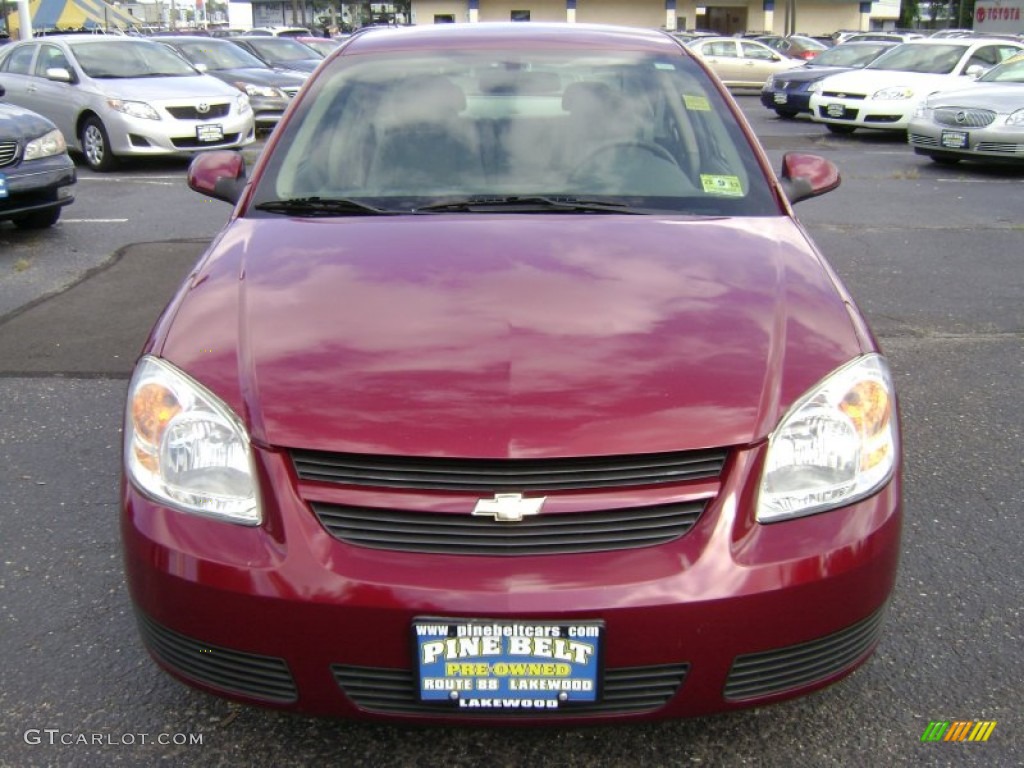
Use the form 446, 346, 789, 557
45, 67, 76, 84
188, 150, 247, 204
780, 152, 840, 204
964, 63, 987, 79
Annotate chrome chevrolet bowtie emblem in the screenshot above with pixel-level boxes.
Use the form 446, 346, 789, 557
472, 493, 546, 522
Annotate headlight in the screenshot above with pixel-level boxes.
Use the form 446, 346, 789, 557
912, 104, 932, 119
1006, 109, 1024, 127
808, 81, 824, 94
108, 99, 161, 120
763, 75, 775, 89
757, 354, 898, 523
239, 83, 282, 99
24, 129, 67, 161
125, 356, 260, 525
237, 94, 252, 115
872, 86, 913, 100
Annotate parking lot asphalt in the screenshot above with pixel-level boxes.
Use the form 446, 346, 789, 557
0, 241, 207, 377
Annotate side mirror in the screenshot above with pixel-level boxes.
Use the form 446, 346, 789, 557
45, 67, 75, 84
188, 150, 247, 204
780, 152, 840, 204
194, 62, 209, 73
964, 64, 987, 79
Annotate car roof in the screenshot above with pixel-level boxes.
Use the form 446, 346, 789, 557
340, 22, 683, 56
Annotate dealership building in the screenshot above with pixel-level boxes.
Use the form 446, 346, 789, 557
229, 0, 900, 37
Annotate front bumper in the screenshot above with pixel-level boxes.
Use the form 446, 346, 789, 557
0, 155, 76, 220
122, 443, 902, 724
760, 85, 812, 114
104, 110, 256, 157
908, 119, 1024, 164
809, 94, 914, 130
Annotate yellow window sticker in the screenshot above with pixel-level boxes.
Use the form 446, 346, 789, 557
683, 94, 711, 112
700, 175, 744, 197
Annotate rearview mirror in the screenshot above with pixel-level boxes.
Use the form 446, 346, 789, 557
780, 152, 840, 203
188, 150, 247, 204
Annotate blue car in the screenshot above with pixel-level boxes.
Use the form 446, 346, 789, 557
760, 41, 897, 118
0, 84, 75, 229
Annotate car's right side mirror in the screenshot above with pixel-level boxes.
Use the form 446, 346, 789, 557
780, 152, 840, 203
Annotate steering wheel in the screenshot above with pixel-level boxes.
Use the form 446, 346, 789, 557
572, 140, 679, 171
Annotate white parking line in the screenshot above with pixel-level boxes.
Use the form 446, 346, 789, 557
79, 178, 179, 186
61, 219, 130, 223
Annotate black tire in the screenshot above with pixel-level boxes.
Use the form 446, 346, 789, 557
825, 123, 856, 135
12, 207, 62, 230
775, 109, 799, 119
80, 116, 118, 172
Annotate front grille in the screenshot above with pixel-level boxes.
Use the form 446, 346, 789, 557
864, 115, 903, 124
292, 448, 728, 492
170, 132, 242, 149
934, 107, 996, 128
166, 103, 231, 120
136, 613, 298, 703
332, 663, 688, 716
974, 141, 1024, 155
0, 140, 18, 167
311, 499, 705, 555
723, 607, 886, 700
821, 91, 866, 100
908, 133, 939, 148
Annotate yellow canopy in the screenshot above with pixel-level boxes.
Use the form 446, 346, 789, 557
5, 0, 139, 34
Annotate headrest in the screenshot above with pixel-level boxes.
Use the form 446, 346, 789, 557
562, 81, 618, 114
382, 75, 467, 123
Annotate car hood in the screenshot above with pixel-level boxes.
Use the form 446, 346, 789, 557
0, 102, 57, 137
819, 67, 971, 94
773, 65, 855, 83
924, 81, 1024, 110
155, 216, 866, 458
90, 74, 238, 100
208, 67, 307, 87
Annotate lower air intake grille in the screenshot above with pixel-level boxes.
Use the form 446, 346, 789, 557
292, 448, 727, 492
0, 140, 18, 167
724, 607, 886, 700
312, 500, 705, 555
136, 613, 297, 703
332, 663, 688, 716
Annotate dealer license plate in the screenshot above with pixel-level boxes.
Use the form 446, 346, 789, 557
196, 124, 224, 143
773, 92, 788, 105
415, 618, 603, 710
940, 129, 969, 149
0, 172, 7, 199
826, 103, 846, 118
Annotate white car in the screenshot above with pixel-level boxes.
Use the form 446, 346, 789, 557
808, 38, 1024, 133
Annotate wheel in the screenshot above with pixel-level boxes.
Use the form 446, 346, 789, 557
80, 116, 118, 172
571, 140, 680, 175
775, 109, 799, 119
825, 124, 856, 135
13, 207, 62, 230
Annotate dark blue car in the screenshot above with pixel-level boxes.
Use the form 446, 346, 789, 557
0, 84, 76, 229
760, 41, 897, 118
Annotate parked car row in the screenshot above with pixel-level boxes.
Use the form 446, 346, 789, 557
0, 31, 339, 174
753, 37, 1024, 166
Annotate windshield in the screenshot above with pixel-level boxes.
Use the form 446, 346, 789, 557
251, 49, 778, 217
245, 38, 321, 63
812, 43, 892, 67
69, 40, 199, 78
979, 55, 1024, 82
866, 43, 967, 74
172, 40, 268, 70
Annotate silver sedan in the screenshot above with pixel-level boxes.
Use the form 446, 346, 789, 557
908, 53, 1024, 165
0, 35, 255, 171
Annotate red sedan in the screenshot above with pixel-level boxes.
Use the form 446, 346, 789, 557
121, 23, 901, 723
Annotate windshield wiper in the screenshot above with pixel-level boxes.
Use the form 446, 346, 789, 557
253, 197, 397, 217
413, 195, 645, 214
